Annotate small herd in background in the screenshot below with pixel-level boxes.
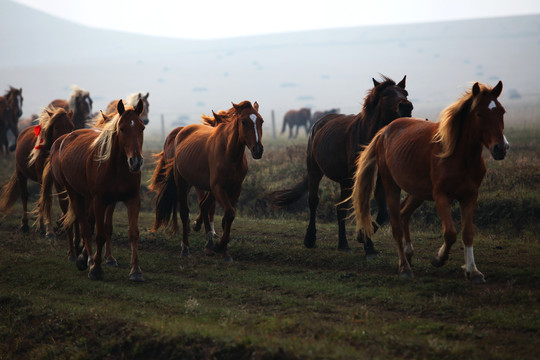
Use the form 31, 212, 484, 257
0, 75, 508, 285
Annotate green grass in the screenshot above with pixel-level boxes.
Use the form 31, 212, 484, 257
0, 127, 539, 359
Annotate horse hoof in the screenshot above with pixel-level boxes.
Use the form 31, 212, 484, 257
204, 247, 216, 257
192, 221, 202, 232
223, 255, 234, 263
105, 258, 119, 267
365, 250, 379, 259
181, 245, 190, 258
129, 272, 144, 282
76, 255, 88, 271
45, 232, 56, 240
338, 246, 352, 253
430, 256, 445, 268
304, 241, 316, 249
68, 255, 77, 262
400, 270, 414, 278
470, 275, 486, 285
88, 266, 104, 281
20, 224, 29, 233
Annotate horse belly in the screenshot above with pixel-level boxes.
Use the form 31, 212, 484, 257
175, 142, 211, 190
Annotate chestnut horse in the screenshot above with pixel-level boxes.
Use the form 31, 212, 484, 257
0, 107, 73, 232
50, 85, 93, 130
153, 101, 263, 261
352, 81, 507, 283
269, 76, 413, 255
39, 100, 145, 281
0, 86, 23, 153
103, 92, 150, 125
281, 108, 312, 138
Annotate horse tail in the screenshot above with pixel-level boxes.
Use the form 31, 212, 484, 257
152, 157, 177, 231
0, 171, 20, 214
352, 131, 382, 238
36, 160, 54, 229
267, 176, 309, 208
60, 200, 77, 231
148, 150, 166, 194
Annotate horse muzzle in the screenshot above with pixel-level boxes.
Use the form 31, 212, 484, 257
398, 101, 413, 117
490, 138, 509, 161
250, 143, 264, 159
142, 118, 149, 125
128, 156, 144, 172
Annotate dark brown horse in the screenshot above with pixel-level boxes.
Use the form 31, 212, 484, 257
281, 108, 312, 138
352, 81, 507, 283
103, 92, 150, 125
39, 100, 145, 281
0, 107, 73, 233
269, 75, 413, 255
312, 108, 339, 123
0, 86, 23, 153
50, 85, 92, 130
152, 101, 263, 261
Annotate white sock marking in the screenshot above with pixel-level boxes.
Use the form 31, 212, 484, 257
464, 246, 478, 273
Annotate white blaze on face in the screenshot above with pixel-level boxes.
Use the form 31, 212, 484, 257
85, 97, 92, 113
131, 120, 135, 127
488, 100, 497, 110
249, 114, 259, 142
503, 135, 509, 149
17, 95, 22, 111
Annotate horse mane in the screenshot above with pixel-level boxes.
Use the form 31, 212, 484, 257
433, 83, 490, 158
90, 111, 122, 162
28, 106, 67, 166
125, 93, 143, 108
67, 85, 89, 110
200, 109, 230, 126
362, 75, 396, 114
4, 86, 17, 97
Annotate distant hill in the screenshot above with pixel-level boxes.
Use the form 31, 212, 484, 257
1, 0, 539, 135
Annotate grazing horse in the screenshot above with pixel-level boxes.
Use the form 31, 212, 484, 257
312, 108, 339, 123
153, 101, 264, 261
0, 86, 24, 153
352, 81, 507, 283
103, 92, 150, 125
269, 75, 413, 255
0, 107, 73, 232
39, 100, 145, 281
281, 108, 312, 138
50, 85, 92, 130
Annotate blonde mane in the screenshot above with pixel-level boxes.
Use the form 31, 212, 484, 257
28, 106, 66, 166
125, 93, 143, 108
432, 83, 490, 158
90, 112, 121, 163
67, 85, 90, 111
200, 109, 230, 127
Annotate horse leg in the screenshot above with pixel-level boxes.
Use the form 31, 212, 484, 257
355, 176, 386, 257
56, 184, 77, 262
69, 195, 93, 272
460, 196, 485, 284
399, 195, 424, 265
199, 191, 217, 251
288, 125, 293, 139
337, 181, 352, 252
104, 203, 118, 267
211, 186, 238, 262
176, 178, 191, 257
125, 196, 143, 282
431, 195, 457, 268
192, 188, 206, 232
88, 199, 106, 281
304, 166, 323, 249
17, 172, 29, 233
294, 125, 299, 139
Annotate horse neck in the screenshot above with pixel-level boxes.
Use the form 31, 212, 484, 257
72, 110, 86, 129
352, 110, 382, 146
450, 113, 484, 164
221, 120, 246, 161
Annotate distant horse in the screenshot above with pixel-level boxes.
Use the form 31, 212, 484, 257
0, 107, 73, 233
50, 85, 92, 130
352, 81, 507, 283
40, 99, 145, 281
312, 108, 339, 123
281, 108, 312, 138
269, 75, 412, 255
152, 101, 264, 261
0, 86, 24, 153
103, 92, 150, 125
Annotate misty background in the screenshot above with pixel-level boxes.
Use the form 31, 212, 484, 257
1, 0, 539, 139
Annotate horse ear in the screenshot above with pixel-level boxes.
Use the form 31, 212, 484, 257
472, 82, 481, 97
491, 81, 503, 98
212, 110, 223, 125
253, 101, 259, 112
397, 75, 407, 89
144, 92, 149, 100
117, 100, 125, 115
232, 102, 240, 110
372, 78, 380, 87
136, 98, 144, 115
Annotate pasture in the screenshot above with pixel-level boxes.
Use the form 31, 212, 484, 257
1, 126, 539, 359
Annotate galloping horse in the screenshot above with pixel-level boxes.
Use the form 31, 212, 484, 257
281, 108, 312, 138
0, 107, 73, 232
0, 86, 23, 153
352, 81, 507, 283
269, 76, 413, 255
39, 100, 145, 281
103, 92, 150, 125
50, 85, 92, 130
153, 101, 263, 261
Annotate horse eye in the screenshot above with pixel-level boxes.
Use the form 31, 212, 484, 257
120, 128, 125, 132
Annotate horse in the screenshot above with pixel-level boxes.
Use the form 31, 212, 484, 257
50, 85, 92, 130
0, 86, 24, 153
152, 101, 263, 261
0, 107, 73, 233
351, 81, 507, 283
281, 108, 312, 138
268, 75, 413, 256
103, 92, 150, 125
312, 108, 339, 123
39, 99, 145, 281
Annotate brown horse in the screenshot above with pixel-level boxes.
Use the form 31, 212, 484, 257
39, 99, 145, 281
153, 101, 263, 261
0, 86, 23, 153
0, 107, 73, 232
269, 75, 412, 255
50, 85, 92, 130
281, 108, 312, 138
312, 108, 339, 124
103, 92, 150, 125
352, 81, 507, 283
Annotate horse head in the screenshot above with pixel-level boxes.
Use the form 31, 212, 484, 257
472, 81, 508, 160
48, 108, 74, 143
9, 87, 23, 118
71, 88, 93, 119
233, 101, 264, 159
116, 99, 145, 172
371, 75, 413, 126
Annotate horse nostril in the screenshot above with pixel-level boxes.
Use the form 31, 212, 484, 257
399, 102, 413, 117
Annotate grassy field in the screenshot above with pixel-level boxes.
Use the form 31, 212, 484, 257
1, 127, 539, 359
